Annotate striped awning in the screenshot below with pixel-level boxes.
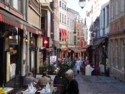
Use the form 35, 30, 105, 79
60, 28, 68, 39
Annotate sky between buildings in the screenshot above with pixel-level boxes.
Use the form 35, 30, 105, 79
67, 0, 86, 19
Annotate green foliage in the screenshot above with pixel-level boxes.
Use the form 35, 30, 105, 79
47, 65, 55, 75
58, 62, 71, 77
39, 64, 56, 74
58, 62, 72, 93
39, 65, 48, 73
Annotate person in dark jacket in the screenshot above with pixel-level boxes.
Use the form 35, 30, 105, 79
54, 68, 63, 85
65, 69, 79, 94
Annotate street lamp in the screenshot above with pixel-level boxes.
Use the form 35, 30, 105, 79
79, 0, 86, 9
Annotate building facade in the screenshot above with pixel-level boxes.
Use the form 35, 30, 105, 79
50, 0, 60, 59
67, 8, 76, 48
58, 0, 68, 59
92, 1, 109, 75
27, 0, 42, 77
109, 0, 125, 81
0, 0, 42, 88
40, 0, 53, 67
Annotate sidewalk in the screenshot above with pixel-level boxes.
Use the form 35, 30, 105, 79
75, 73, 125, 94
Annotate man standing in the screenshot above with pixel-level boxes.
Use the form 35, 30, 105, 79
75, 58, 81, 74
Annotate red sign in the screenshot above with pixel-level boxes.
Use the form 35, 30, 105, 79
0, 13, 2, 22
43, 36, 49, 48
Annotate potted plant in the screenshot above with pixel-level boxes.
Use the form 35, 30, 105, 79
47, 65, 55, 75
39, 65, 48, 74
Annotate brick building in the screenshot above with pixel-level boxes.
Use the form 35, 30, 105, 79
109, 0, 125, 81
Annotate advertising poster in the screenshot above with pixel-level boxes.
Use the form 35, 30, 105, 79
50, 56, 57, 65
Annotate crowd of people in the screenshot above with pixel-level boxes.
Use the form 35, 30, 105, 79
23, 56, 90, 94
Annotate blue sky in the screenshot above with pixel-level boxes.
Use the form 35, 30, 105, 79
67, 0, 86, 19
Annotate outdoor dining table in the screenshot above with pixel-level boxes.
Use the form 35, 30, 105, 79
3, 87, 15, 94
21, 86, 55, 94
21, 74, 56, 94
21, 89, 52, 94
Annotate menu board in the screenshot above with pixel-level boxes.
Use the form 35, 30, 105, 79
10, 63, 16, 78
6, 52, 10, 82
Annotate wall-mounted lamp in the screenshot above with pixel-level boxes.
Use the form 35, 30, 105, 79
25, 39, 28, 43
9, 35, 13, 39
9, 47, 13, 52
31, 40, 34, 45
43, 36, 49, 48
44, 40, 48, 44
103, 45, 105, 48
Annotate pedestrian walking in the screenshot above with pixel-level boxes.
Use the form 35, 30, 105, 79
75, 58, 81, 74
63, 69, 79, 94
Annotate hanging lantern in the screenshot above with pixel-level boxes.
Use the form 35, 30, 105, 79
79, 0, 86, 9
43, 36, 49, 48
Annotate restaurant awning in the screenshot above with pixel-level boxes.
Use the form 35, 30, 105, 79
92, 37, 106, 49
0, 10, 42, 35
60, 29, 64, 39
69, 47, 86, 53
61, 47, 68, 51
93, 37, 106, 47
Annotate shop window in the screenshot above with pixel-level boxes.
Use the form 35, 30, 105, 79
6, 45, 17, 82
18, 0, 23, 13
60, 1, 61, 7
60, 31, 61, 41
10, 0, 18, 10
64, 5, 66, 10
41, 17, 45, 29
0, 0, 4, 3
10, 0, 23, 13
10, 52, 17, 78
60, 13, 61, 23
62, 3, 63, 9
41, 10, 47, 35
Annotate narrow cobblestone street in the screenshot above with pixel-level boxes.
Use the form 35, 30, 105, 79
75, 73, 125, 94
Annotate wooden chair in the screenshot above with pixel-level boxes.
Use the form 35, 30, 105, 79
53, 84, 63, 94
22, 84, 28, 90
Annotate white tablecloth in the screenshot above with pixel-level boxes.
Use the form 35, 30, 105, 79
21, 89, 52, 94
21, 89, 36, 94
21, 91, 35, 94
3, 87, 14, 93
37, 91, 52, 94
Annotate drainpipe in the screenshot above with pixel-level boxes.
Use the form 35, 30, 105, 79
26, 0, 29, 21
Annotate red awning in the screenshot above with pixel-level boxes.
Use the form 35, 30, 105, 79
60, 29, 68, 39
0, 10, 42, 35
60, 28, 64, 39
65, 30, 68, 39
60, 28, 62, 39
61, 47, 68, 51
63, 29, 66, 39
0, 13, 2, 22
80, 37, 84, 48
62, 29, 66, 39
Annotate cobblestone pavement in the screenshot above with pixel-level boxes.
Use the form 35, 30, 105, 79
75, 73, 125, 94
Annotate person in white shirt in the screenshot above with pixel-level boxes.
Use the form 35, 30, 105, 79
75, 58, 81, 74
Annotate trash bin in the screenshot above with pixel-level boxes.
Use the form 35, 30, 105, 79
105, 68, 110, 77
85, 64, 94, 76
